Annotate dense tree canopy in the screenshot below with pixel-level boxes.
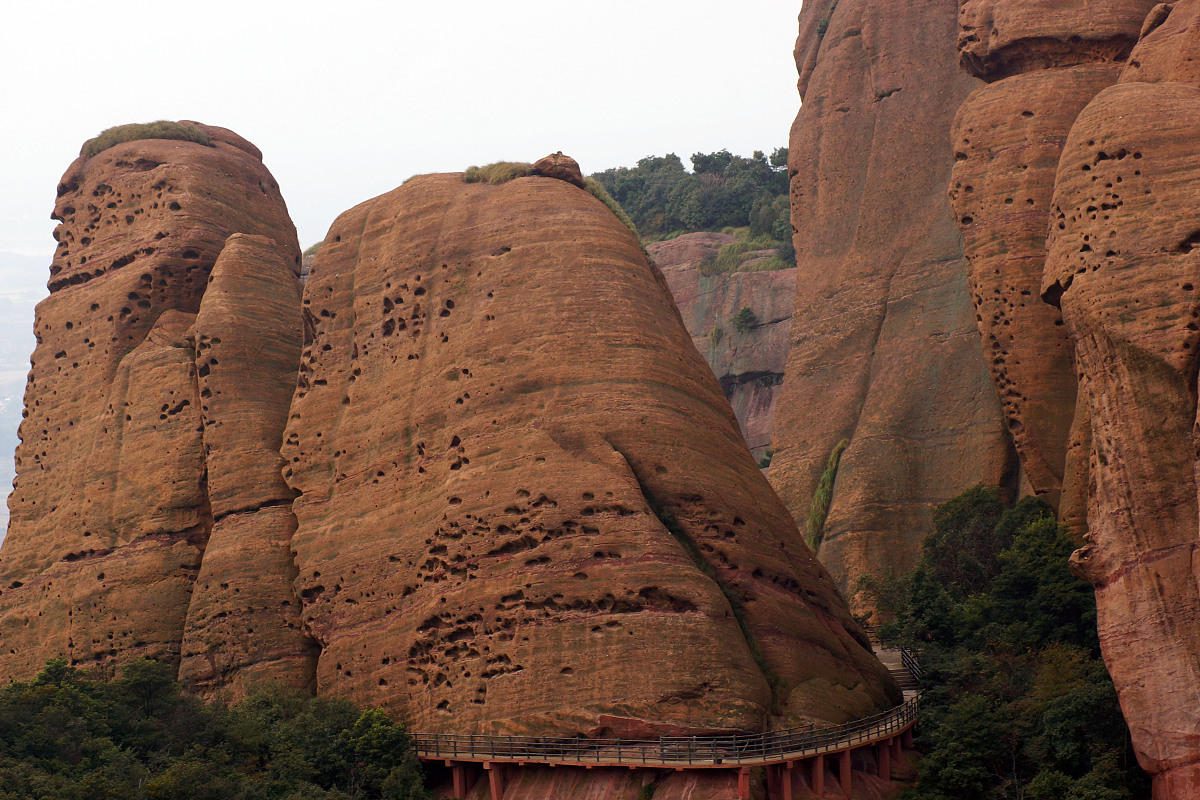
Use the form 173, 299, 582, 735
0, 660, 429, 800
590, 148, 792, 251
864, 487, 1149, 800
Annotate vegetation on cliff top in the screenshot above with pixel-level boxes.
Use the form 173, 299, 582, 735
0, 659, 430, 800
863, 487, 1149, 800
83, 122, 211, 158
589, 148, 794, 267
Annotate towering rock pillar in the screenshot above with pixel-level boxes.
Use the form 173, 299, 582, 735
949, 0, 1158, 526
281, 163, 898, 736
0, 123, 313, 695
772, 0, 1012, 608
1040, 4, 1200, 795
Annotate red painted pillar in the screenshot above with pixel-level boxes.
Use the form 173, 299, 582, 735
878, 741, 891, 781
783, 762, 794, 800
452, 763, 469, 799
738, 766, 752, 800
891, 736, 902, 763
812, 754, 825, 795
902, 728, 914, 749
485, 762, 504, 800
839, 749, 852, 797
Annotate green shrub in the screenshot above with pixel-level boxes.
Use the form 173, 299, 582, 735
708, 326, 724, 349
860, 489, 1150, 800
462, 161, 533, 184
757, 449, 774, 469
0, 658, 431, 799
698, 228, 793, 275
805, 438, 849, 549
82, 121, 210, 158
303, 242, 323, 257
583, 176, 639, 237
731, 306, 758, 333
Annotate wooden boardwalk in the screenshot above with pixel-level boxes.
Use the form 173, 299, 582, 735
415, 646, 923, 799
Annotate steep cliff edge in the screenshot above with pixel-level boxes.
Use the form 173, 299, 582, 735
281, 167, 898, 737
944, 0, 1200, 794
772, 0, 1013, 609
0, 123, 312, 696
1041, 6, 1200, 793
650, 232, 795, 461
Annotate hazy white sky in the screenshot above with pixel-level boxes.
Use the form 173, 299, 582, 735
1, 0, 804, 260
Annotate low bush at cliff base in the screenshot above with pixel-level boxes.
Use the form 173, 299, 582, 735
82, 121, 211, 158
861, 487, 1150, 800
0, 658, 430, 800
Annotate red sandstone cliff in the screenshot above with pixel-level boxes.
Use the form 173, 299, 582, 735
943, 0, 1200, 794
650, 233, 795, 462
772, 0, 1014, 609
281, 168, 898, 737
0, 123, 312, 696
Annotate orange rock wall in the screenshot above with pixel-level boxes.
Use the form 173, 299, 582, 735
0, 125, 311, 697
282, 172, 897, 736
946, 0, 1200, 794
772, 0, 1014, 608
1042, 8, 1200, 793
650, 233, 796, 460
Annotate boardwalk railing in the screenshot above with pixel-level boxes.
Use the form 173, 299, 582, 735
413, 691, 920, 768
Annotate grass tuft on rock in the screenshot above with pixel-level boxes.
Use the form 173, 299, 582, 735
583, 177, 639, 238
462, 161, 533, 184
83, 121, 210, 158
806, 438, 849, 549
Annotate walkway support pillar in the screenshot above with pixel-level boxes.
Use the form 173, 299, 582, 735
839, 749, 852, 797
891, 736, 902, 763
451, 762, 469, 799
878, 740, 891, 781
812, 754, 825, 795
902, 728, 914, 749
783, 761, 794, 800
738, 766, 751, 800
484, 762, 504, 800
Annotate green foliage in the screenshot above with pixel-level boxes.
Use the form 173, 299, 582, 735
698, 228, 791, 276
707, 326, 723, 349
860, 488, 1149, 800
303, 242, 322, 257
757, 449, 774, 469
805, 438, 849, 549
582, 176, 638, 238
590, 148, 791, 251
462, 161, 532, 184
82, 121, 210, 158
730, 306, 757, 333
0, 659, 431, 800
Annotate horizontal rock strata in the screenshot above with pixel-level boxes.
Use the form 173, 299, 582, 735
0, 124, 310, 696
282, 169, 897, 735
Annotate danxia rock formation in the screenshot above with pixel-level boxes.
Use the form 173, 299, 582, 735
0, 123, 311, 697
941, 0, 1200, 793
650, 232, 795, 461
282, 168, 898, 737
772, 0, 1013, 608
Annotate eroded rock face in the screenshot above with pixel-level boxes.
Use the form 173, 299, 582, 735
773, 0, 1013, 609
957, 0, 1160, 79
949, 65, 1119, 510
0, 125, 309, 695
1044, 49, 1200, 797
650, 233, 796, 460
282, 169, 897, 736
